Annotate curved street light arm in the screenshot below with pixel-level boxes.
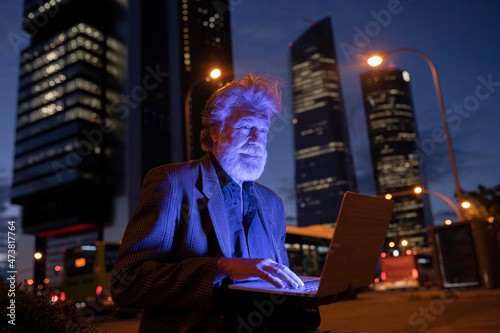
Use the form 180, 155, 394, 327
420, 188, 464, 221
382, 188, 463, 221
378, 47, 465, 218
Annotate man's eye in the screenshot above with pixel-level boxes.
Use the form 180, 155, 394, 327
260, 128, 269, 133
240, 125, 251, 130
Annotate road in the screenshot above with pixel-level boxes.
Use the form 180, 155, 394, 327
319, 287, 500, 332
97, 287, 500, 332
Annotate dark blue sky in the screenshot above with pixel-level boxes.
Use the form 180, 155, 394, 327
1, 0, 499, 225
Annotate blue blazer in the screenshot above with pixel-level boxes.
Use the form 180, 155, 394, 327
111, 154, 288, 332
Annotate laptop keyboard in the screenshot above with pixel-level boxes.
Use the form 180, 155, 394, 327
285, 279, 320, 292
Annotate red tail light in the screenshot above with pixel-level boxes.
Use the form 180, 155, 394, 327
412, 268, 419, 279
96, 285, 103, 295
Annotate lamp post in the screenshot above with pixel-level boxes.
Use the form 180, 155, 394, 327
383, 186, 465, 221
367, 48, 465, 219
185, 69, 221, 161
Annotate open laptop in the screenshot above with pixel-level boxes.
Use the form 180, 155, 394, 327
228, 191, 394, 298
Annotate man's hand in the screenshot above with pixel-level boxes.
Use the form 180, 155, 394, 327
216, 257, 304, 289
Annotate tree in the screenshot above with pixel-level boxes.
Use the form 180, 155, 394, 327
463, 184, 500, 221
1, 280, 105, 333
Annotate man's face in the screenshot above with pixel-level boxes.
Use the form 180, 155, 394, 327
212, 106, 271, 184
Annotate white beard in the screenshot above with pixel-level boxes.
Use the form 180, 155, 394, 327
216, 141, 267, 182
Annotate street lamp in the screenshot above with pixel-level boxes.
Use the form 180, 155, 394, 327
367, 48, 465, 219
184, 68, 222, 161
383, 186, 464, 221
412, 186, 463, 221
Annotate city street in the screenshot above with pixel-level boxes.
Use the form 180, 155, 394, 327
319, 287, 500, 332
97, 287, 500, 332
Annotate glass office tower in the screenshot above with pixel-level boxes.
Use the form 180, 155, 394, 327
12, 0, 126, 287
12, 0, 234, 287
360, 68, 429, 252
291, 17, 357, 226
126, 0, 234, 216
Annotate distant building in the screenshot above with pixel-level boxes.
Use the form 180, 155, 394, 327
178, 0, 234, 161
12, 0, 233, 287
360, 68, 430, 252
126, 0, 234, 216
290, 17, 357, 226
12, 0, 127, 287
0, 179, 33, 283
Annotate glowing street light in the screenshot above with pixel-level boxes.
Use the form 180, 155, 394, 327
34, 252, 43, 260
367, 55, 383, 67
382, 186, 464, 221
185, 68, 222, 161
461, 201, 471, 209
367, 48, 465, 219
209, 68, 221, 79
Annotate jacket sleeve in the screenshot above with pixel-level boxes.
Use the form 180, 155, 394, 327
110, 167, 218, 310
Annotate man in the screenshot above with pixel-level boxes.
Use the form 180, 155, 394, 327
111, 74, 331, 332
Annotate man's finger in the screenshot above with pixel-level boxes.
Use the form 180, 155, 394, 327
259, 271, 286, 288
283, 266, 304, 287
264, 263, 301, 288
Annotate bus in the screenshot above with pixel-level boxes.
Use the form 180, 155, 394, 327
285, 224, 335, 277
61, 241, 120, 313
374, 248, 436, 291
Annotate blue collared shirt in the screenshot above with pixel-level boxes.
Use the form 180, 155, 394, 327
210, 154, 274, 260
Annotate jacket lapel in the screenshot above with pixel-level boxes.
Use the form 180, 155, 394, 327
197, 154, 232, 258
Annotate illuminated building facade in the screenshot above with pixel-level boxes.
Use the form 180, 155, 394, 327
291, 17, 357, 226
12, 0, 126, 287
126, 0, 234, 216
179, 0, 234, 161
360, 68, 429, 252
12, 0, 233, 287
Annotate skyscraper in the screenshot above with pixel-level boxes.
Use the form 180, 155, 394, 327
291, 17, 357, 227
360, 68, 429, 252
179, 0, 234, 161
12, 0, 127, 287
12, 0, 234, 287
125, 0, 234, 217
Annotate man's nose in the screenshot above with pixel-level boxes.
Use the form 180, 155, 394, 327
248, 127, 264, 143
